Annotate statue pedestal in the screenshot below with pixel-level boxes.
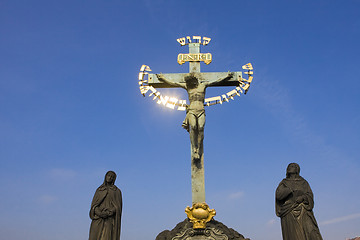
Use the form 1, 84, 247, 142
156, 219, 250, 240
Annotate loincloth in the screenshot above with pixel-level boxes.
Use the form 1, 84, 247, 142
187, 109, 205, 118
182, 109, 205, 132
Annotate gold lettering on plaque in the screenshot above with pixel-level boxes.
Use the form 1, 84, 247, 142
177, 53, 212, 65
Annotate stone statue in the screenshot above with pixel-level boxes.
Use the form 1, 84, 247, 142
275, 163, 323, 240
156, 72, 233, 160
89, 171, 122, 240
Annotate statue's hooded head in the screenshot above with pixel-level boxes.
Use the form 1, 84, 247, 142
104, 171, 117, 185
286, 163, 300, 178
185, 73, 199, 88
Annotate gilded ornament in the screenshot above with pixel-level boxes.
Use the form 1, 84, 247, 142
185, 203, 216, 229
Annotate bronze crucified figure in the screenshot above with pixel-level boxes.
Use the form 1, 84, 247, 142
156, 72, 233, 160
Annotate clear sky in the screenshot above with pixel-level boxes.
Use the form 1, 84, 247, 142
1, 0, 359, 239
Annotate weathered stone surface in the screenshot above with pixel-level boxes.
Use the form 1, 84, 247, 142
276, 163, 323, 240
155, 218, 250, 240
89, 171, 122, 240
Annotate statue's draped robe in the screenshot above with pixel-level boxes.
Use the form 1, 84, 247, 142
276, 176, 322, 240
89, 184, 122, 240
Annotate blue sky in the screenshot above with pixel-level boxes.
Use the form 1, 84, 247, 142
0, 0, 359, 239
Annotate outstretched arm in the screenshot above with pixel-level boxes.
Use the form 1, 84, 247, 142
156, 73, 186, 88
207, 72, 234, 87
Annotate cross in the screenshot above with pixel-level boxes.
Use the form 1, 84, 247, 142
147, 38, 243, 205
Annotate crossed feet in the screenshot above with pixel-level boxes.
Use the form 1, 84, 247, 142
193, 148, 201, 160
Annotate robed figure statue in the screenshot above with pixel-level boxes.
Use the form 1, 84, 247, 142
276, 163, 323, 240
89, 171, 122, 240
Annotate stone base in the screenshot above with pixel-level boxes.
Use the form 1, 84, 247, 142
155, 218, 250, 240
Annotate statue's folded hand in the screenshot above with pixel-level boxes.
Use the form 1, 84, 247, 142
295, 196, 304, 204
107, 209, 115, 216
99, 211, 109, 218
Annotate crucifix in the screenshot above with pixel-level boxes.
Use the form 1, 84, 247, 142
138, 36, 253, 228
